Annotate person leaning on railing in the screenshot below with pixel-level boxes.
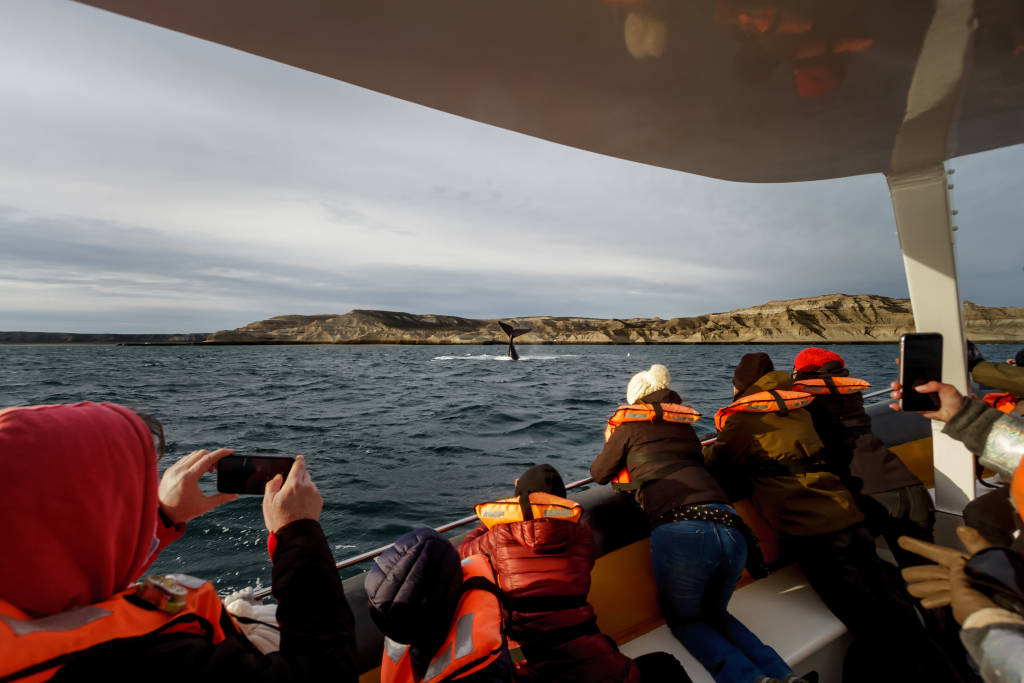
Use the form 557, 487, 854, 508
0, 401, 357, 683
704, 353, 963, 683
592, 364, 797, 683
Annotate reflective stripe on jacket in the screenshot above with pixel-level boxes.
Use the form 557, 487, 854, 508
604, 403, 700, 442
0, 575, 232, 683
792, 377, 870, 396
714, 390, 814, 431
475, 492, 582, 530
380, 555, 506, 683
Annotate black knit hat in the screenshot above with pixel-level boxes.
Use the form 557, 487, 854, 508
514, 464, 566, 498
733, 353, 775, 395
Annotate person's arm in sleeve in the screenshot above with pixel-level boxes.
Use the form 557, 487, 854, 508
960, 609, 1024, 683
704, 418, 753, 501
973, 361, 1024, 396
892, 380, 1023, 479
590, 429, 629, 484
264, 456, 358, 683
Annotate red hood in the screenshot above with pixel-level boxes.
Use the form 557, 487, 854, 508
0, 402, 159, 617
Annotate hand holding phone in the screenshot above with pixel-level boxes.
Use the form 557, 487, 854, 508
263, 455, 322, 532
159, 448, 240, 525
217, 454, 296, 495
899, 333, 943, 412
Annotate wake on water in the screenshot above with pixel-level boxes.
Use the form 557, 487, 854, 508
431, 353, 577, 361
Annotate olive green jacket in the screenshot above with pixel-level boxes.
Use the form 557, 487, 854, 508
704, 370, 864, 537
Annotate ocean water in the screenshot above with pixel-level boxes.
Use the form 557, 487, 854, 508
1, 342, 1019, 594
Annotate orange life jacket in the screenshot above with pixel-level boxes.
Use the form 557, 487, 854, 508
604, 403, 701, 491
984, 392, 1020, 414
714, 390, 814, 431
792, 376, 870, 396
380, 555, 506, 683
0, 574, 234, 683
605, 403, 701, 442
475, 492, 582, 530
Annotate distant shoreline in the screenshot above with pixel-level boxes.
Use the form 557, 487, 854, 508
6, 294, 1023, 346
3, 340, 1015, 347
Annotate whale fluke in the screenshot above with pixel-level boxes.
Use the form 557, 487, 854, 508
498, 322, 530, 360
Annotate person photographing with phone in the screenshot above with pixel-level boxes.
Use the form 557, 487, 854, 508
0, 401, 357, 683
890, 380, 1024, 682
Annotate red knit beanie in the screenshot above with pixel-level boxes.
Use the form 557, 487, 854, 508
793, 348, 845, 373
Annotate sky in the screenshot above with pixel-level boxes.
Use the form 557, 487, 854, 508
0, 1, 1021, 334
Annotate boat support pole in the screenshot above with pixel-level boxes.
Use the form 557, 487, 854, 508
885, 0, 977, 515
887, 166, 974, 514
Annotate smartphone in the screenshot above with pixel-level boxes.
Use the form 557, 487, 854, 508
899, 332, 943, 411
217, 454, 295, 495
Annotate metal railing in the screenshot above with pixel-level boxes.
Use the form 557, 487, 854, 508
251, 393, 900, 598
252, 475, 597, 599
252, 436, 724, 600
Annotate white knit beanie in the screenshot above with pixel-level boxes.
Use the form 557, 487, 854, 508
626, 364, 671, 404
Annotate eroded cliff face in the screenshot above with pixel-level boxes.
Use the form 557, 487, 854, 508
205, 294, 1024, 344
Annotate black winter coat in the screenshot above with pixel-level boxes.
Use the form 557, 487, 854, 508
795, 368, 921, 495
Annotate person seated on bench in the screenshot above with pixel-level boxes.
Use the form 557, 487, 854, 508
460, 464, 688, 682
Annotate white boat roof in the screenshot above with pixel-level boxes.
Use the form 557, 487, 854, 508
73, 0, 1024, 183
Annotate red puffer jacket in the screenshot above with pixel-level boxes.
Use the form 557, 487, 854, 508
458, 515, 640, 683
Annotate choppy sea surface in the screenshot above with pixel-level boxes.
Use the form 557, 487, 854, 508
2, 343, 1018, 594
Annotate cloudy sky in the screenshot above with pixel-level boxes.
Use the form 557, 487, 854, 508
1, 1, 1021, 333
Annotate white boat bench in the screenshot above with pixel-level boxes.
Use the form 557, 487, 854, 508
618, 565, 850, 683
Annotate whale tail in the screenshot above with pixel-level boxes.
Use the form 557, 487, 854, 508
498, 322, 530, 360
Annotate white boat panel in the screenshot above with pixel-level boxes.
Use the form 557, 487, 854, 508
620, 565, 848, 683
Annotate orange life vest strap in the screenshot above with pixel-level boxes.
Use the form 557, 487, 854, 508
475, 492, 582, 530
380, 555, 506, 683
714, 390, 814, 431
792, 377, 870, 396
605, 403, 701, 441
0, 575, 230, 683
984, 392, 1019, 414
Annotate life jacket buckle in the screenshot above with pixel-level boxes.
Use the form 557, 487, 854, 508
137, 574, 188, 614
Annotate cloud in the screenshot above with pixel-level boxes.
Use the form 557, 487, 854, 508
0, 1, 1020, 333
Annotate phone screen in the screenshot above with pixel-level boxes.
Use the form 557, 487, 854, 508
899, 333, 943, 412
217, 454, 295, 495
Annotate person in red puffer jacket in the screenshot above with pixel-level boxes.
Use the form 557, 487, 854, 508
458, 464, 686, 682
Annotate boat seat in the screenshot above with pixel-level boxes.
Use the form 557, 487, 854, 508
617, 564, 850, 682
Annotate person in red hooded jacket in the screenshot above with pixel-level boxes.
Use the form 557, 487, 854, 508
0, 401, 357, 683
457, 464, 685, 682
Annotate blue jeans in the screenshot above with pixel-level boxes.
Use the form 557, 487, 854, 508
650, 508, 792, 683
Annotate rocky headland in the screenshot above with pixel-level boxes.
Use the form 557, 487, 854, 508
205, 294, 1024, 345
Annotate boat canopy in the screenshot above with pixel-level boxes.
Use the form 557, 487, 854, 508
73, 0, 1024, 183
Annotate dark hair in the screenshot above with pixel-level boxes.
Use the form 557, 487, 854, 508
134, 411, 165, 458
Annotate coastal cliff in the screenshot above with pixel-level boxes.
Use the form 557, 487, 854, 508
206, 294, 1024, 344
